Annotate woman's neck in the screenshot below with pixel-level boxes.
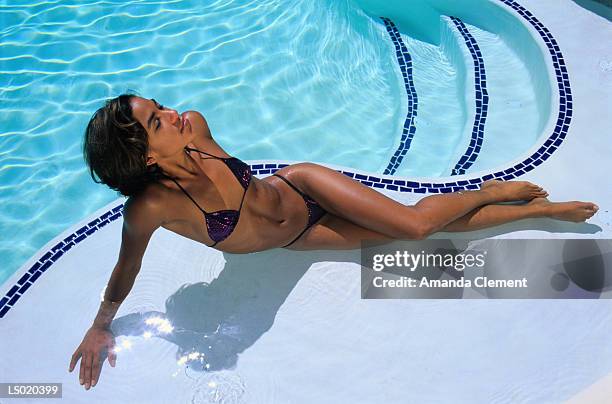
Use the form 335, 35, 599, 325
158, 148, 200, 181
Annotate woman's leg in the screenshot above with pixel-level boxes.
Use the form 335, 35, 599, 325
441, 201, 544, 232
410, 180, 548, 234
442, 197, 598, 232
287, 198, 598, 250
283, 163, 548, 240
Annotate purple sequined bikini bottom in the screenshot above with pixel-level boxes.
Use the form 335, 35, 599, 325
272, 173, 327, 247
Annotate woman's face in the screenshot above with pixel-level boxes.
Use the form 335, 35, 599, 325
129, 96, 195, 166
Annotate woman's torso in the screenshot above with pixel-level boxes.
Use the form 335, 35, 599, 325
144, 134, 309, 253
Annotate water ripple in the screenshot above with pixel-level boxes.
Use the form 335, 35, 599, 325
0, 0, 401, 292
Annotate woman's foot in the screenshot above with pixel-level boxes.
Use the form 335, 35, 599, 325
528, 197, 599, 222
480, 179, 549, 202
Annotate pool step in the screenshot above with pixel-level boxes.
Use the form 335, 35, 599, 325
382, 14, 540, 178
380, 16, 463, 177
380, 17, 418, 176
446, 16, 489, 176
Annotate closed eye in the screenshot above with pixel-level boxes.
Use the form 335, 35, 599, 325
154, 102, 165, 130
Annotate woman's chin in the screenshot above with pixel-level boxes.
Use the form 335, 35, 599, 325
182, 111, 204, 137
185, 110, 204, 125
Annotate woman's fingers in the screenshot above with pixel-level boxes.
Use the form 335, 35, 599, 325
91, 354, 101, 388
108, 349, 117, 368
68, 349, 81, 373
78, 352, 87, 386
82, 353, 92, 389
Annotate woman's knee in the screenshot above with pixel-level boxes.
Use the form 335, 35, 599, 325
394, 220, 433, 240
288, 162, 319, 174
283, 163, 319, 184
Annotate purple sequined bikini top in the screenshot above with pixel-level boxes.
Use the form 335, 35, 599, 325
166, 146, 252, 247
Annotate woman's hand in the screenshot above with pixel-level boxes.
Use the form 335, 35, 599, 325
68, 326, 117, 390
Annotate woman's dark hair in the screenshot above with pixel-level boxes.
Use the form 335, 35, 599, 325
83, 91, 164, 197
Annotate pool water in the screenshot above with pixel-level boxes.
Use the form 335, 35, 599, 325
0, 0, 546, 284
395, 22, 540, 177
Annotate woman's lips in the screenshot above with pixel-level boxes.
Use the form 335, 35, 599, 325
181, 113, 190, 133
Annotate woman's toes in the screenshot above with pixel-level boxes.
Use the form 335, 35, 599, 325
547, 201, 599, 222
575, 202, 599, 220
528, 184, 546, 194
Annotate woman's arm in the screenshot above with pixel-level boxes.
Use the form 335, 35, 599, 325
69, 190, 165, 390
95, 190, 165, 321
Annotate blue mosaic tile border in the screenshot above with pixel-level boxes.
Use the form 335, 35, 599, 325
380, 17, 419, 176
449, 17, 489, 176
0, 205, 124, 318
0, 0, 571, 320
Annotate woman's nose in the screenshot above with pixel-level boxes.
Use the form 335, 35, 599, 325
166, 108, 179, 124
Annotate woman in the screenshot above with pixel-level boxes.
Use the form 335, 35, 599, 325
69, 93, 598, 390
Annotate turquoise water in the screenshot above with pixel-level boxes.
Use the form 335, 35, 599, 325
391, 21, 540, 177
0, 0, 543, 285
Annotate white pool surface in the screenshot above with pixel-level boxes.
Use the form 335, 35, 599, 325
1, 0, 612, 403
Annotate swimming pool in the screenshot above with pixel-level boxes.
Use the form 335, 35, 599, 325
0, 0, 559, 285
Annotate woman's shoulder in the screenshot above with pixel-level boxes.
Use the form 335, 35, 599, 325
124, 183, 169, 227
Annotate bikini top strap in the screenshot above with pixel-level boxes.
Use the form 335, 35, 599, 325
165, 175, 208, 214
185, 146, 223, 159
237, 184, 248, 212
